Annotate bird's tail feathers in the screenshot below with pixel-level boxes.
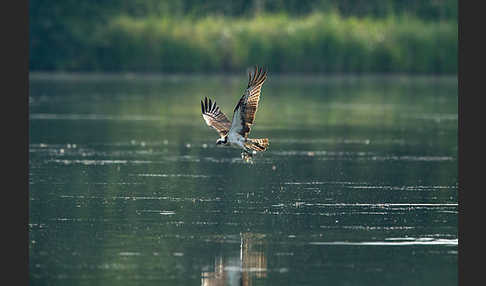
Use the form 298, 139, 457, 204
245, 138, 269, 152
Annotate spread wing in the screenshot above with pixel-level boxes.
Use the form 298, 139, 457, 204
201, 97, 232, 137
229, 66, 267, 138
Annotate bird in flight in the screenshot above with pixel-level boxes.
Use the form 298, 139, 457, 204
201, 66, 269, 161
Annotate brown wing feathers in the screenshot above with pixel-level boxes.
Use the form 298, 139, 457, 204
235, 66, 267, 137
201, 97, 231, 136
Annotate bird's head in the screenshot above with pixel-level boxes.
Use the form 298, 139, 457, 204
216, 136, 227, 145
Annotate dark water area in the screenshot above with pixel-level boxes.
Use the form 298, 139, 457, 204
29, 73, 457, 285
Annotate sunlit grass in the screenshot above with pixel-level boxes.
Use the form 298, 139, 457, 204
79, 12, 457, 74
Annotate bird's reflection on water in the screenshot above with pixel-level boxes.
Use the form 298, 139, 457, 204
201, 233, 267, 286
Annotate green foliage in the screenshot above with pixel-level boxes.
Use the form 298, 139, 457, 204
29, 1, 457, 73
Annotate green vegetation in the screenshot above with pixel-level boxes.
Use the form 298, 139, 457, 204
29, 0, 457, 74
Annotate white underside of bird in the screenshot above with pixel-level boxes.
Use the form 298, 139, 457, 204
227, 131, 246, 150
226, 107, 248, 150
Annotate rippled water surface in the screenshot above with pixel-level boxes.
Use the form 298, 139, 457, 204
29, 73, 458, 285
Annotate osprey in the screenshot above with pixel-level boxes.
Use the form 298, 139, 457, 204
201, 66, 269, 160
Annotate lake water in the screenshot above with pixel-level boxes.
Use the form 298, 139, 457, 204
29, 73, 458, 285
